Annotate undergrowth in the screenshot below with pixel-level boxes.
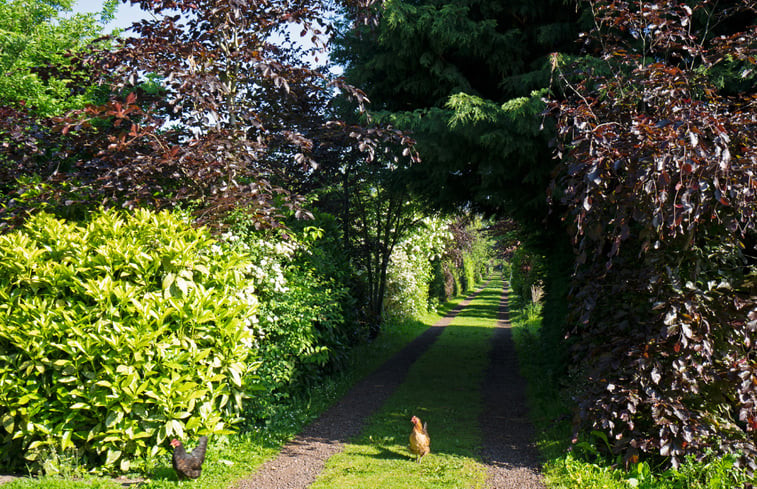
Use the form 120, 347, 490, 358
1, 287, 474, 489
508, 289, 757, 489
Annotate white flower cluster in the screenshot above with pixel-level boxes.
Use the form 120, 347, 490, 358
384, 216, 453, 319
247, 259, 289, 294
216, 231, 301, 296
247, 234, 300, 259
203, 231, 303, 350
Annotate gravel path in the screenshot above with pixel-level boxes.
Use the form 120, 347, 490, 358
234, 287, 485, 489
235, 280, 546, 489
1, 281, 545, 489
479, 285, 545, 488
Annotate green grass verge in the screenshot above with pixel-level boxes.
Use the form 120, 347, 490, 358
0, 478, 121, 489
508, 291, 757, 489
309, 277, 506, 489
1, 288, 477, 489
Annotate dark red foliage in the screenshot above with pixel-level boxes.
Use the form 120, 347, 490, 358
0, 105, 47, 189
0, 104, 75, 229
0, 0, 417, 230
551, 0, 757, 467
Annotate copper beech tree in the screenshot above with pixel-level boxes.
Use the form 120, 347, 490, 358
551, 0, 757, 467
1, 0, 416, 229
0, 0, 425, 339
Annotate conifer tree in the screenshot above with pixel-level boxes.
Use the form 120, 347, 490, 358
334, 0, 584, 376
334, 0, 584, 229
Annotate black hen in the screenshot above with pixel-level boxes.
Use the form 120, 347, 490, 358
171, 436, 208, 480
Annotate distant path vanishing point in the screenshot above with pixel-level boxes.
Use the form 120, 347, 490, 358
234, 284, 488, 489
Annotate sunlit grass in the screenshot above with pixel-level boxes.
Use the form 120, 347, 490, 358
1, 477, 122, 489
309, 277, 506, 489
508, 289, 757, 489
1, 287, 478, 489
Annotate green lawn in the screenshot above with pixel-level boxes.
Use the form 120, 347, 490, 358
1, 286, 479, 489
309, 277, 507, 489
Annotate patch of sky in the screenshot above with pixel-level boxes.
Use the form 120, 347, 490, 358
72, 0, 153, 33
69, 0, 342, 74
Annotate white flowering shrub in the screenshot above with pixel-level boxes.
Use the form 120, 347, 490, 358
384, 215, 496, 321
223, 222, 351, 421
383, 216, 452, 319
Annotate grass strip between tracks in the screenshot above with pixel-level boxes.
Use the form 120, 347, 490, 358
309, 276, 507, 489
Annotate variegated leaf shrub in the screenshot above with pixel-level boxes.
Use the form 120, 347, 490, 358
0, 209, 259, 472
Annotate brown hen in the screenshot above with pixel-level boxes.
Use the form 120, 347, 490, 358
409, 415, 430, 462
171, 436, 208, 480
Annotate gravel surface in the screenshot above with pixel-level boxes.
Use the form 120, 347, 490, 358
1, 282, 546, 489
234, 289, 484, 489
479, 285, 546, 488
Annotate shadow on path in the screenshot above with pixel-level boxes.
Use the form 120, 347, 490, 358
479, 284, 546, 489
234, 285, 487, 489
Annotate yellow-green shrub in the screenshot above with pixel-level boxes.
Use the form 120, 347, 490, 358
0, 209, 258, 473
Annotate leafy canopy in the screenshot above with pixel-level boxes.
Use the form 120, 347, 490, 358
0, 0, 418, 231
0, 0, 113, 116
334, 0, 583, 227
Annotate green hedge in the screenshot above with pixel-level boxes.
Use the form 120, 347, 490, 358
0, 209, 259, 473
239, 232, 352, 420
222, 213, 355, 422
509, 245, 545, 306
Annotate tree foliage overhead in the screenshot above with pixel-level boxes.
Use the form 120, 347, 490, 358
0, 0, 418, 230
0, 0, 114, 204
334, 0, 583, 226
551, 0, 757, 468
0, 0, 112, 116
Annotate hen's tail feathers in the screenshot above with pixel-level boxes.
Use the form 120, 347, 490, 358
192, 436, 209, 462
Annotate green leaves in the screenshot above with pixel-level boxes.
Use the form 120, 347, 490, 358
334, 0, 581, 231
0, 209, 259, 473
0, 0, 108, 116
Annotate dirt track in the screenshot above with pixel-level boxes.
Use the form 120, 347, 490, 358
235, 289, 482, 489
234, 281, 545, 488
479, 288, 545, 488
